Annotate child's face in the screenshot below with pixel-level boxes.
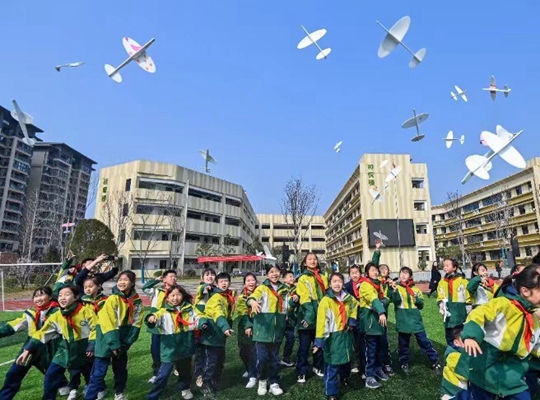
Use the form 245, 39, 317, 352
380, 266, 389, 278
522, 287, 540, 307
283, 273, 295, 286
400, 270, 411, 282
33, 291, 51, 308
349, 268, 361, 282
267, 267, 281, 284
167, 288, 183, 306
84, 280, 100, 297
305, 254, 318, 270
117, 275, 133, 293
217, 278, 230, 291
244, 275, 257, 292
203, 271, 216, 285
163, 273, 177, 288
368, 266, 379, 280
330, 275, 343, 293
477, 266, 488, 277
58, 288, 77, 309
443, 260, 456, 275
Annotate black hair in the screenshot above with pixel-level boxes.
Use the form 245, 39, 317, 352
300, 252, 320, 272
202, 268, 217, 278
432, 261, 439, 269
400, 266, 413, 278
514, 264, 540, 292
365, 262, 379, 277
118, 270, 136, 285
533, 252, 540, 265
444, 258, 464, 276
81, 258, 95, 265
329, 272, 345, 283
510, 263, 526, 275
33, 286, 53, 298
168, 284, 193, 304
243, 272, 258, 284
349, 264, 362, 274
58, 285, 80, 298
265, 264, 280, 275
471, 263, 487, 277
84, 276, 103, 289
162, 269, 177, 279
451, 326, 463, 341
281, 270, 294, 279
216, 272, 231, 282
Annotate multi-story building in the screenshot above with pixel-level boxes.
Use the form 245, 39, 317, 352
27, 143, 96, 256
325, 153, 435, 271
255, 214, 326, 262
94, 160, 258, 275
0, 105, 43, 252
432, 158, 540, 267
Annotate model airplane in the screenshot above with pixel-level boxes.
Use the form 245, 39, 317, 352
482, 75, 511, 101
11, 100, 36, 147
55, 62, 85, 72
480, 125, 513, 145
402, 109, 429, 142
380, 159, 402, 183
257, 245, 277, 265
377, 16, 426, 68
373, 231, 388, 246
444, 131, 465, 149
369, 186, 383, 204
462, 126, 525, 184
104, 37, 156, 83
297, 25, 331, 60
334, 141, 343, 153
450, 85, 468, 102
199, 149, 217, 173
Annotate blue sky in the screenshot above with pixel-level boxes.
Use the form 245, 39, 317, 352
2, 1, 538, 216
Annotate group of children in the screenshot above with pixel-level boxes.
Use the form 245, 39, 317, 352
2, 248, 540, 400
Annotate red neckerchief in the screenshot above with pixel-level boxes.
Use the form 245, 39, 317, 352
333, 297, 347, 328
510, 300, 534, 352
267, 283, 283, 312
483, 277, 495, 293
401, 279, 416, 298
219, 290, 235, 316
352, 279, 360, 299
312, 269, 327, 293
119, 292, 140, 324
63, 303, 83, 335
360, 278, 384, 299
444, 274, 457, 298
34, 301, 59, 328
174, 309, 195, 330
243, 286, 255, 298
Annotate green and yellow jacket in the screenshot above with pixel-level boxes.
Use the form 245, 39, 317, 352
24, 302, 96, 369
247, 279, 289, 344
296, 269, 328, 330
194, 283, 215, 313
145, 301, 206, 362
314, 289, 358, 365
467, 275, 499, 307
284, 284, 299, 329
200, 288, 235, 347
441, 346, 470, 399
358, 278, 389, 336
234, 288, 255, 345
53, 259, 78, 297
142, 279, 174, 334
462, 293, 540, 397
437, 273, 470, 328
94, 287, 143, 358
81, 293, 108, 314
389, 280, 426, 334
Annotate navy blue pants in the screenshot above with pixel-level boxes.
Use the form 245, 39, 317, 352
255, 343, 280, 384
365, 335, 383, 378
281, 326, 295, 362
201, 345, 225, 392
151, 334, 161, 376
353, 328, 366, 374
324, 363, 351, 397
453, 390, 470, 400
69, 356, 97, 390
398, 331, 438, 366
193, 343, 205, 379
296, 329, 324, 376
44, 362, 91, 400
239, 343, 257, 379
470, 383, 530, 399
445, 325, 463, 349
147, 357, 191, 400
380, 326, 391, 366
84, 354, 128, 400
525, 370, 539, 396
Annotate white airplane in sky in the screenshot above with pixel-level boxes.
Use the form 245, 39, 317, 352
373, 230, 388, 246
402, 109, 429, 142
377, 16, 426, 68
105, 37, 156, 83
199, 149, 217, 173
369, 186, 383, 204
334, 141, 343, 153
257, 245, 277, 265
444, 131, 465, 149
11, 100, 37, 147
55, 62, 85, 72
482, 75, 511, 101
297, 25, 331, 60
450, 85, 468, 102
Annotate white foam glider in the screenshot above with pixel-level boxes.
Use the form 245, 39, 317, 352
380, 159, 402, 183
370, 187, 383, 204
334, 141, 343, 153
462, 127, 525, 184
11, 100, 36, 147
450, 85, 468, 102
377, 16, 426, 68
105, 37, 156, 83
199, 149, 217, 173
257, 245, 278, 265
297, 25, 331, 60
55, 62, 85, 72
444, 131, 465, 149
402, 109, 429, 142
482, 75, 511, 101
373, 230, 389, 246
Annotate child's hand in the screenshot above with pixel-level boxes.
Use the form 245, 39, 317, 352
378, 314, 387, 327
249, 300, 262, 314
301, 320, 309, 328
201, 323, 208, 330
224, 329, 233, 337
203, 286, 211, 294
16, 350, 30, 366
375, 239, 381, 250
245, 328, 252, 337
86, 351, 94, 358
313, 347, 319, 354
112, 349, 119, 357
464, 339, 482, 357
292, 295, 299, 303
67, 250, 75, 261
147, 315, 157, 324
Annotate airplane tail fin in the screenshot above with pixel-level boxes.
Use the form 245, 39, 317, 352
460, 135, 465, 145
55, 66, 61, 72
504, 85, 509, 97
450, 91, 457, 101
104, 64, 122, 83
409, 48, 426, 68
316, 48, 332, 60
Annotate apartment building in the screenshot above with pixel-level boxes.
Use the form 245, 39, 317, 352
256, 214, 326, 262
94, 160, 258, 274
325, 153, 435, 271
432, 158, 540, 267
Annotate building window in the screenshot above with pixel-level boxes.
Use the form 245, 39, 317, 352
518, 205, 526, 215
413, 201, 426, 211
261, 237, 270, 242
261, 224, 270, 229
515, 186, 523, 196
125, 179, 131, 192
119, 229, 126, 243
418, 249, 430, 262
102, 186, 107, 194
122, 203, 129, 217
312, 237, 325, 242
101, 195, 106, 202
159, 260, 167, 269
522, 225, 529, 235
225, 197, 242, 207
415, 224, 428, 234
411, 179, 424, 189
526, 247, 533, 257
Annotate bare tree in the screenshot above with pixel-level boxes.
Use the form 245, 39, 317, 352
100, 190, 135, 252
19, 189, 41, 261
162, 200, 185, 271
280, 176, 319, 261
446, 191, 469, 267
85, 171, 99, 213
485, 188, 514, 260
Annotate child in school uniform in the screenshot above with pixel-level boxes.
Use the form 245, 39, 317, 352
145, 285, 207, 400
389, 267, 442, 374
462, 264, 540, 399
246, 265, 288, 396
199, 272, 235, 398
314, 272, 358, 400
378, 262, 394, 376
344, 264, 365, 376
279, 270, 298, 368
142, 269, 178, 383
0, 286, 67, 399
467, 262, 499, 308
441, 327, 470, 400
53, 251, 79, 297
17, 285, 96, 400
437, 259, 470, 348
84, 271, 143, 400
235, 272, 258, 387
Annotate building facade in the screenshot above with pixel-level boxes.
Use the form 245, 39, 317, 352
94, 160, 258, 274
432, 158, 540, 267
255, 214, 326, 262
325, 153, 435, 271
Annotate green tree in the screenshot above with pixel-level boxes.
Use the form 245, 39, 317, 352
42, 245, 61, 263
247, 238, 264, 255
195, 243, 217, 257
69, 219, 117, 261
